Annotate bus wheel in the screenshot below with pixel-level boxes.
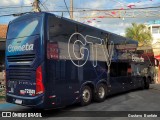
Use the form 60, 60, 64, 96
94, 83, 107, 102
81, 86, 92, 106
145, 78, 150, 89
140, 80, 145, 90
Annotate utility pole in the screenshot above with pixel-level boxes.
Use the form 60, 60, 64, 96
33, 0, 41, 12
70, 0, 73, 19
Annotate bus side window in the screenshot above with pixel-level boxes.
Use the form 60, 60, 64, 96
117, 62, 127, 76
110, 62, 117, 77
48, 16, 54, 41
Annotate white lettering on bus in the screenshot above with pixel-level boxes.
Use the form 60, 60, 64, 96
8, 43, 34, 52
68, 32, 114, 67
132, 55, 144, 62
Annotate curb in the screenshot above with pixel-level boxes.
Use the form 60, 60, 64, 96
150, 84, 160, 91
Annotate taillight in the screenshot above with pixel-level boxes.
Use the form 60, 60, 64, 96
36, 66, 44, 95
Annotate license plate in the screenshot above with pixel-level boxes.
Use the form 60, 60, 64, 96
15, 99, 22, 104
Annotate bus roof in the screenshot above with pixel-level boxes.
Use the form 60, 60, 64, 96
10, 12, 138, 46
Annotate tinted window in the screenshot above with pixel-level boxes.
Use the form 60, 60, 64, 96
117, 62, 128, 76
110, 62, 117, 77
7, 17, 42, 39
48, 16, 75, 42
110, 62, 128, 77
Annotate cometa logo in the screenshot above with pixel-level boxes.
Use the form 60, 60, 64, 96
8, 43, 34, 52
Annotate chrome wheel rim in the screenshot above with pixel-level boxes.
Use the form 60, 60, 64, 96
98, 86, 105, 99
82, 89, 90, 103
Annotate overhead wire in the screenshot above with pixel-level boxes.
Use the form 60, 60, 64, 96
47, 5, 160, 11
63, 0, 71, 18
0, 5, 160, 17
0, 3, 159, 11
42, 5, 160, 13
42, 0, 49, 5
0, 5, 32, 9
0, 12, 31, 17
39, 0, 49, 11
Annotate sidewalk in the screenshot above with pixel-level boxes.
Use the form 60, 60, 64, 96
0, 77, 5, 104
150, 84, 160, 91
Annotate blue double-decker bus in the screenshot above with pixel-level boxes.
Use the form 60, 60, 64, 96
5, 12, 150, 109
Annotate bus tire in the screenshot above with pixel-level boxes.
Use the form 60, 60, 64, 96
140, 80, 145, 90
94, 83, 107, 102
80, 86, 92, 106
145, 78, 150, 89
148, 76, 151, 84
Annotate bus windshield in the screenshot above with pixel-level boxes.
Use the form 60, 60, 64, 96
7, 17, 42, 40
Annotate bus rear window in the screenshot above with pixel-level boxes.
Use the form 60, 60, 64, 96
7, 17, 42, 39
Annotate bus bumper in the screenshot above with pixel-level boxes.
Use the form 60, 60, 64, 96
6, 93, 44, 108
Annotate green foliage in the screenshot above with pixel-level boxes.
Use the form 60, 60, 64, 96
125, 23, 152, 46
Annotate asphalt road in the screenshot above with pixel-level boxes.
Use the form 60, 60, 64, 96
0, 85, 160, 120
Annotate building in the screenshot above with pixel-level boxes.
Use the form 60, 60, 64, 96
147, 20, 160, 83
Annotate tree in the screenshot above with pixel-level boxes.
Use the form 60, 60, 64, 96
125, 23, 152, 46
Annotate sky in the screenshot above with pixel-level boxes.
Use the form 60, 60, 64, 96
0, 0, 160, 35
